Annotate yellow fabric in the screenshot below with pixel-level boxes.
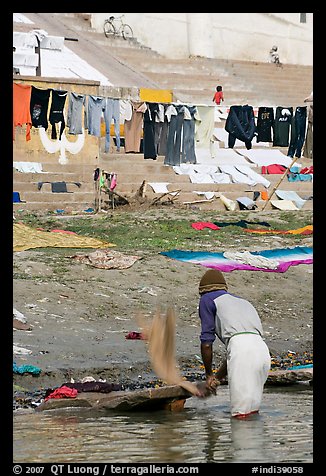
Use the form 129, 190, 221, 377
288, 225, 313, 234
247, 225, 313, 235
139, 88, 173, 103
13, 224, 115, 252
100, 122, 126, 138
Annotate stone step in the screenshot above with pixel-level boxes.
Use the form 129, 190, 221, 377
14, 190, 95, 204
13, 201, 95, 213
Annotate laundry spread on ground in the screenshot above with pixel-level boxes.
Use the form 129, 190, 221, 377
13, 362, 41, 375
44, 385, 78, 402
14, 223, 115, 252
69, 249, 141, 269
161, 246, 313, 273
191, 221, 312, 235
244, 225, 313, 235
191, 222, 221, 230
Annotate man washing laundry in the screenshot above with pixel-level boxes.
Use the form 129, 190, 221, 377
197, 269, 271, 418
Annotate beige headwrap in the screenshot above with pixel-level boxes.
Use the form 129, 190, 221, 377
199, 269, 228, 294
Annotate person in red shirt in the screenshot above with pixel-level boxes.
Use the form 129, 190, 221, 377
212, 85, 224, 105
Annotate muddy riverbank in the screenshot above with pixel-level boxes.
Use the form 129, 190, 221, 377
13, 207, 313, 405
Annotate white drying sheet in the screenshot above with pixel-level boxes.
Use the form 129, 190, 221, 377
218, 165, 257, 185
189, 173, 215, 184
195, 146, 251, 165
270, 200, 299, 211
193, 191, 216, 200
235, 148, 302, 168
275, 190, 306, 209
235, 165, 271, 188
148, 183, 171, 193
13, 162, 43, 173
173, 164, 217, 175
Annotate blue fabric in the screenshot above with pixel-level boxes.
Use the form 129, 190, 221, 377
13, 362, 41, 375
13, 192, 23, 203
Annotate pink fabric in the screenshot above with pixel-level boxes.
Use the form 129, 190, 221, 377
191, 222, 220, 230
110, 173, 117, 191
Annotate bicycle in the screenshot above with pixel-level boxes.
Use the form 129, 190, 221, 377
103, 15, 133, 40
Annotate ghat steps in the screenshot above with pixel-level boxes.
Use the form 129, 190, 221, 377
13, 145, 313, 213
13, 13, 313, 213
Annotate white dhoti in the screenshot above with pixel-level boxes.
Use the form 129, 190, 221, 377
226, 333, 271, 417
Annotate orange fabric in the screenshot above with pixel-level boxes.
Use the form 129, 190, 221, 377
245, 225, 313, 235
13, 83, 32, 141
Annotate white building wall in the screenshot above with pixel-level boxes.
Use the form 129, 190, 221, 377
91, 13, 313, 66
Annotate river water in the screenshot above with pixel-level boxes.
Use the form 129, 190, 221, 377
13, 385, 312, 464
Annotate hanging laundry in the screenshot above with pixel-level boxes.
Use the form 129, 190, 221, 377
256, 107, 274, 142
85, 95, 105, 137
273, 107, 293, 147
143, 102, 160, 159
124, 101, 147, 153
195, 105, 215, 149
103, 97, 121, 152
287, 106, 307, 158
13, 82, 32, 141
164, 105, 185, 165
30, 86, 51, 130
154, 103, 166, 155
303, 103, 313, 159
109, 173, 117, 191
67, 92, 86, 135
182, 105, 198, 164
49, 89, 68, 140
225, 105, 256, 149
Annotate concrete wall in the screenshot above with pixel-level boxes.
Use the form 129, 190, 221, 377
91, 13, 313, 65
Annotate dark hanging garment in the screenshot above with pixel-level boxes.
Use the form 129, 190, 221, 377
256, 107, 274, 142
49, 89, 68, 140
181, 105, 197, 164
164, 105, 185, 165
273, 107, 293, 147
30, 86, 50, 130
143, 102, 159, 159
287, 106, 307, 158
225, 105, 256, 149
157, 105, 169, 156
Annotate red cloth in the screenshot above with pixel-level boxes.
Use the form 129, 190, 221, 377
13, 83, 32, 141
125, 331, 145, 340
191, 222, 220, 230
261, 164, 286, 174
44, 385, 78, 402
300, 166, 313, 174
213, 91, 224, 105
